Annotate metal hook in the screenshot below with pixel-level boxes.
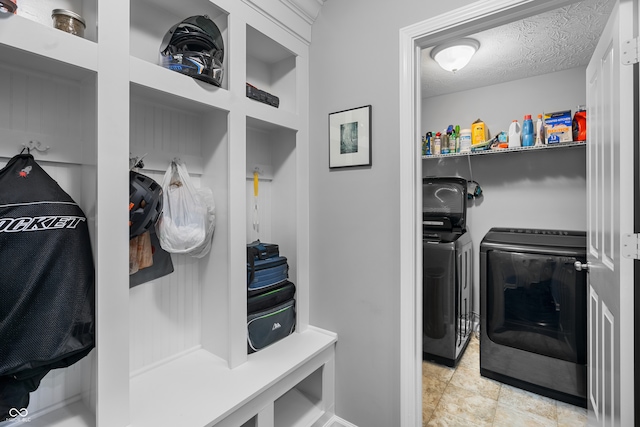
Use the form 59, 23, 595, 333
129, 153, 147, 170
22, 140, 50, 153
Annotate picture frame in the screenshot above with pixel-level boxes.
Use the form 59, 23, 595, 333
328, 105, 372, 169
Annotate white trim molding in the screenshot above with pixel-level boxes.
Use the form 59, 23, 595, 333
398, 1, 580, 425
282, 0, 326, 24
243, 0, 326, 44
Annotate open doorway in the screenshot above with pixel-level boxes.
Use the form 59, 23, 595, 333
398, 0, 626, 425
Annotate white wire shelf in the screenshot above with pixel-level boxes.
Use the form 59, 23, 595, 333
422, 141, 586, 159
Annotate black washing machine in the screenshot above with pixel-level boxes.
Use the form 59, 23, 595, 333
480, 228, 587, 407
422, 177, 473, 367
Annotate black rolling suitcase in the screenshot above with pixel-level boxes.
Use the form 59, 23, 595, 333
246, 241, 296, 353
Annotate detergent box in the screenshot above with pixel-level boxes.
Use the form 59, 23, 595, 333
544, 110, 573, 144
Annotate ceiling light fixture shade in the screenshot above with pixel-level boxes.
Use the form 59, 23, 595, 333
430, 38, 480, 73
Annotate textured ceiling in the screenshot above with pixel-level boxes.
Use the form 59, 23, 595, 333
421, 0, 615, 99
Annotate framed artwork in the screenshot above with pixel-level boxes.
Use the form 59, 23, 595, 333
328, 105, 372, 169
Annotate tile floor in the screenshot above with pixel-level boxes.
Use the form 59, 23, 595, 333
422, 335, 588, 426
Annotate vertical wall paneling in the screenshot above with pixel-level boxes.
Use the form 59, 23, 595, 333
129, 254, 202, 374
0, 66, 86, 163
246, 179, 274, 243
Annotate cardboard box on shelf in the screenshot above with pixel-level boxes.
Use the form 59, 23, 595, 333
544, 110, 573, 144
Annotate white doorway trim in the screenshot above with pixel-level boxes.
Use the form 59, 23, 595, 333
398, 1, 581, 425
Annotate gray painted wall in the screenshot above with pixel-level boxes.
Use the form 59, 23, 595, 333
309, 1, 476, 426
422, 67, 587, 316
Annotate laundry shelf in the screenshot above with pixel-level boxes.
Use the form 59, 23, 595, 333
423, 140, 586, 159
129, 327, 337, 427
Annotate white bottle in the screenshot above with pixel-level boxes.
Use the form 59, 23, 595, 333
535, 114, 545, 146
459, 129, 472, 153
508, 120, 521, 148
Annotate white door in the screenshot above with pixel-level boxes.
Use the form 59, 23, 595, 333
585, 0, 636, 425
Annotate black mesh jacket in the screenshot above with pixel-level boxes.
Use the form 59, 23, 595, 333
0, 154, 95, 420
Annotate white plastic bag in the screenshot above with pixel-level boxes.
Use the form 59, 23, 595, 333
156, 161, 215, 257
188, 185, 216, 258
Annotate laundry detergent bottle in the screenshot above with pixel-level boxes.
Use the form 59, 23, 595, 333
522, 114, 534, 147
508, 120, 521, 148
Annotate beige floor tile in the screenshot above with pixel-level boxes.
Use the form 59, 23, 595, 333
427, 409, 491, 427
431, 383, 498, 426
493, 402, 557, 427
422, 404, 435, 427
422, 375, 448, 409
498, 384, 557, 422
457, 339, 479, 371
556, 401, 587, 427
422, 334, 584, 427
422, 360, 455, 383
448, 364, 502, 400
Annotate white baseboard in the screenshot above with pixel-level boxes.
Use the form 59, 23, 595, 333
322, 415, 358, 427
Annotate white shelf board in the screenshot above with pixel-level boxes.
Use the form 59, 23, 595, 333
8, 400, 95, 427
245, 99, 299, 132
129, 56, 232, 114
274, 388, 323, 427
422, 140, 586, 159
0, 14, 97, 80
130, 327, 337, 427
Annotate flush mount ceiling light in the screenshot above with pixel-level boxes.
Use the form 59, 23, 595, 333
430, 38, 480, 73
0, 0, 17, 13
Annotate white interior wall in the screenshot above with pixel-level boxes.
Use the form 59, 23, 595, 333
422, 67, 587, 316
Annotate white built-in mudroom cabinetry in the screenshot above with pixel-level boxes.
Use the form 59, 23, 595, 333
0, 1, 336, 426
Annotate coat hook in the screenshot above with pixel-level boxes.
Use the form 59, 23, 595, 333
129, 153, 147, 170
22, 140, 50, 153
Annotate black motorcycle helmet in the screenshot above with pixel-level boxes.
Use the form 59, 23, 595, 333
159, 15, 224, 87
129, 171, 163, 239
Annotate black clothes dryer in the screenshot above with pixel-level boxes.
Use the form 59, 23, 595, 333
480, 228, 587, 408
422, 177, 473, 367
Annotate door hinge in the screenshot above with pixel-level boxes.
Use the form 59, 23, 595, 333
622, 38, 639, 65
622, 233, 640, 259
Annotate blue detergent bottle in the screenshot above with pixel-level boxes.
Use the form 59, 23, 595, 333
522, 114, 534, 147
